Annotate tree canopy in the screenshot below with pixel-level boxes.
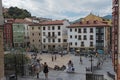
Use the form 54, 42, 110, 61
3, 7, 31, 19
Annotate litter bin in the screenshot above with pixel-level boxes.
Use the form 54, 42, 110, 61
9, 74, 16, 80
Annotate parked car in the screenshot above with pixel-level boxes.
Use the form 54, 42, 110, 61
80, 53, 88, 57
42, 50, 48, 53
63, 50, 67, 55
53, 51, 58, 54
75, 52, 89, 57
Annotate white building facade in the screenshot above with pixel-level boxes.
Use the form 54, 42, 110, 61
68, 27, 96, 52
67, 21, 110, 53
41, 20, 70, 52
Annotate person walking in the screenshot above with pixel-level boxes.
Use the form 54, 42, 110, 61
55, 55, 57, 61
52, 55, 54, 62
95, 52, 98, 57
34, 59, 41, 79
79, 56, 83, 64
43, 62, 49, 80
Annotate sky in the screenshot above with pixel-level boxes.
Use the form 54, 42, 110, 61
2, 0, 112, 21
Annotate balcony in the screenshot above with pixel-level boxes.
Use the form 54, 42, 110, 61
46, 35, 57, 38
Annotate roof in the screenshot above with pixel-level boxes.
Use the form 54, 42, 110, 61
67, 21, 111, 28
29, 23, 41, 26
81, 13, 103, 22
40, 20, 64, 25
14, 19, 32, 24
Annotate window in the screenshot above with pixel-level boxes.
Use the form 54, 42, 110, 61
75, 29, 77, 32
83, 28, 87, 33
78, 28, 81, 33
63, 39, 67, 42
32, 27, 34, 30
101, 28, 104, 33
52, 39, 55, 42
39, 33, 40, 36
90, 42, 93, 47
96, 29, 99, 33
70, 35, 72, 38
70, 42, 72, 45
52, 32, 55, 37
33, 39, 34, 42
39, 39, 40, 42
58, 32, 61, 36
48, 39, 51, 42
78, 35, 81, 40
43, 27, 45, 30
38, 27, 40, 30
48, 32, 51, 36
90, 28, 93, 33
53, 45, 55, 48
48, 26, 50, 30
44, 45, 46, 48
52, 26, 54, 30
75, 42, 77, 46
70, 29, 72, 32
32, 33, 34, 36
90, 35, 93, 40
43, 39, 46, 42
83, 35, 87, 40
58, 39, 61, 42
43, 32, 45, 36
58, 26, 60, 30
81, 42, 84, 46
75, 35, 77, 39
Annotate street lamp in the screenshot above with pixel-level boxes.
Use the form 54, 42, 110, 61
89, 54, 93, 72
12, 49, 18, 80
21, 50, 24, 76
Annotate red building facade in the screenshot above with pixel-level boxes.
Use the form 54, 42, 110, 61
3, 19, 14, 50
112, 0, 119, 80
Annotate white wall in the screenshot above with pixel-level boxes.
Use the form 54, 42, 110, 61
42, 20, 70, 44
68, 27, 96, 48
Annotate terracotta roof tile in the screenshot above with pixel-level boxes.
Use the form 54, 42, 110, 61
14, 19, 31, 24
67, 21, 111, 28
40, 20, 64, 25
29, 23, 40, 26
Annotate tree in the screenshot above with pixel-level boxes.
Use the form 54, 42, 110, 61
4, 53, 30, 75
3, 7, 31, 18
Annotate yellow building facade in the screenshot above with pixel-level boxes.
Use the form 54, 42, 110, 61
29, 23, 42, 52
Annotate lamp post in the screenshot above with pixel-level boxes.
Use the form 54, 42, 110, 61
21, 49, 24, 76
90, 54, 93, 72
13, 49, 17, 80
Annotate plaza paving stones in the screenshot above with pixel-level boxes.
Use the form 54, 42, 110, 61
18, 53, 114, 80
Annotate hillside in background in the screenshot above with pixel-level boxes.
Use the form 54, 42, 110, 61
72, 15, 112, 24
103, 15, 112, 19
3, 7, 31, 19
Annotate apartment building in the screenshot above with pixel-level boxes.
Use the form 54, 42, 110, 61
4, 19, 14, 50
67, 13, 111, 53
13, 19, 30, 48
41, 20, 70, 52
29, 23, 42, 51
